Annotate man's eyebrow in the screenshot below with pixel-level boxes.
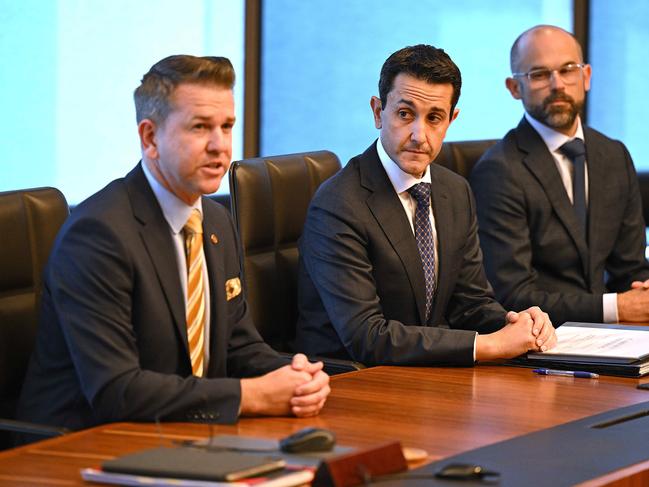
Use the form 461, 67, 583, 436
190, 115, 236, 124
396, 99, 448, 113
528, 61, 579, 71
428, 107, 447, 116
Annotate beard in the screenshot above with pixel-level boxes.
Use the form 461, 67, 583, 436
527, 92, 583, 131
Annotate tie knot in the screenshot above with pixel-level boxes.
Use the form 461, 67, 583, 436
559, 138, 586, 161
184, 209, 203, 235
408, 182, 431, 205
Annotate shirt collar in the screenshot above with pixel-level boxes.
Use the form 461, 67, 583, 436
141, 160, 202, 235
524, 112, 585, 153
376, 138, 431, 195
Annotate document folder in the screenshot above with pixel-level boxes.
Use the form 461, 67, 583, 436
102, 447, 285, 481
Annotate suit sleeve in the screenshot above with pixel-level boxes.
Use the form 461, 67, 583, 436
604, 142, 649, 290
49, 216, 265, 425
300, 195, 476, 367
470, 154, 603, 324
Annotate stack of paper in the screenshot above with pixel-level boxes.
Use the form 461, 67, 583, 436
518, 322, 649, 377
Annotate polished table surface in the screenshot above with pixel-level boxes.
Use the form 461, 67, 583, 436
1, 364, 649, 486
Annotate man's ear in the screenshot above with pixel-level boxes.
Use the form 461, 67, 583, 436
505, 77, 522, 100
450, 108, 459, 124
370, 96, 382, 129
582, 63, 592, 92
138, 119, 159, 159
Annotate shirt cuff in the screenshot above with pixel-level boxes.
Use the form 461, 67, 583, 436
602, 293, 619, 323
473, 332, 477, 362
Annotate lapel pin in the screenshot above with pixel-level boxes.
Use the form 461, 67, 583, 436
210, 234, 218, 244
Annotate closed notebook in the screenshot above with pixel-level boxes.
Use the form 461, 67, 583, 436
102, 447, 286, 481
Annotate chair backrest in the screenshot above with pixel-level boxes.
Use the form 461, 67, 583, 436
0, 187, 69, 446
229, 151, 341, 352
435, 139, 498, 178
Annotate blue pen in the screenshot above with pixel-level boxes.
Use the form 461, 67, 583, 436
533, 368, 599, 379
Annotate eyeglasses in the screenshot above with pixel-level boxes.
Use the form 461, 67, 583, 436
513, 63, 586, 86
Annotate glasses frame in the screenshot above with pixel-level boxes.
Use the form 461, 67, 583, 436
512, 63, 586, 86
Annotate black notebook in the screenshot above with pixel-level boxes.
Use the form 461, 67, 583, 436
102, 447, 286, 482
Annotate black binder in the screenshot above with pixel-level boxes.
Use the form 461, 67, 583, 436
102, 447, 285, 481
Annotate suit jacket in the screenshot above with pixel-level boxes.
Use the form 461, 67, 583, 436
296, 142, 507, 366
18, 164, 285, 433
470, 117, 649, 325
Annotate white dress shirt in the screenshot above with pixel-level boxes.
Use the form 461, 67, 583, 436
376, 139, 439, 288
142, 161, 212, 373
376, 139, 478, 358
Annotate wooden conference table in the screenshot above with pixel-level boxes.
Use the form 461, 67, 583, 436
1, 364, 649, 486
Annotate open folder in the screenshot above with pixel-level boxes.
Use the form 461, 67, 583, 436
513, 322, 649, 377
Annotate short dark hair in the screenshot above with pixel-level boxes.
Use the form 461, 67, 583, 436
134, 55, 235, 124
378, 44, 462, 118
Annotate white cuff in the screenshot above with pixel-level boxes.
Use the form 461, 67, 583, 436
602, 293, 619, 323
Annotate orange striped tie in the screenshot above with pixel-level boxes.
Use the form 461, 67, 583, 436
184, 209, 205, 376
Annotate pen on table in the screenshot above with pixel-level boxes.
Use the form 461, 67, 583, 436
533, 368, 599, 379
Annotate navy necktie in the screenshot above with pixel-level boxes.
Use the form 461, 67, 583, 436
559, 139, 587, 236
408, 182, 435, 322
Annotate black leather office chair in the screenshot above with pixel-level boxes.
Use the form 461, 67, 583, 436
229, 151, 363, 374
0, 187, 70, 449
434, 139, 498, 178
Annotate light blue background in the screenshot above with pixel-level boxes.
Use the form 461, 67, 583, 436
2, 1, 648, 204
0, 0, 245, 203
261, 0, 571, 164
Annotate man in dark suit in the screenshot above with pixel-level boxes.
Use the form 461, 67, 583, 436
296, 45, 556, 366
470, 25, 649, 326
18, 55, 329, 435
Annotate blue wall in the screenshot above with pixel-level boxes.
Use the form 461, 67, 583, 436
588, 1, 649, 170
260, 0, 571, 164
4, 1, 648, 205
0, 0, 245, 203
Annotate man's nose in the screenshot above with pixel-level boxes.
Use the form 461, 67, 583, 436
549, 70, 566, 90
207, 129, 225, 152
411, 119, 426, 142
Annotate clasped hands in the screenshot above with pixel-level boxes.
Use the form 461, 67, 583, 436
506, 306, 557, 352
618, 279, 649, 322
240, 354, 330, 418
476, 306, 557, 361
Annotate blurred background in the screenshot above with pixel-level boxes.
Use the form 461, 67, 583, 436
1, 0, 646, 203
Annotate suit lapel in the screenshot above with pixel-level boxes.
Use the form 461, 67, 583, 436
517, 119, 589, 277
126, 164, 189, 356
584, 127, 605, 281
201, 205, 226, 377
428, 165, 451, 323
360, 144, 429, 324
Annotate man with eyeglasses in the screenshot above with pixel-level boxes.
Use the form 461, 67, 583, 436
470, 25, 649, 326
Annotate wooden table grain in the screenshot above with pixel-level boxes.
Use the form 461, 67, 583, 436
1, 364, 648, 486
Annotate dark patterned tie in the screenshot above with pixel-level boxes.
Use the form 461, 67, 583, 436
408, 182, 435, 322
559, 139, 587, 236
